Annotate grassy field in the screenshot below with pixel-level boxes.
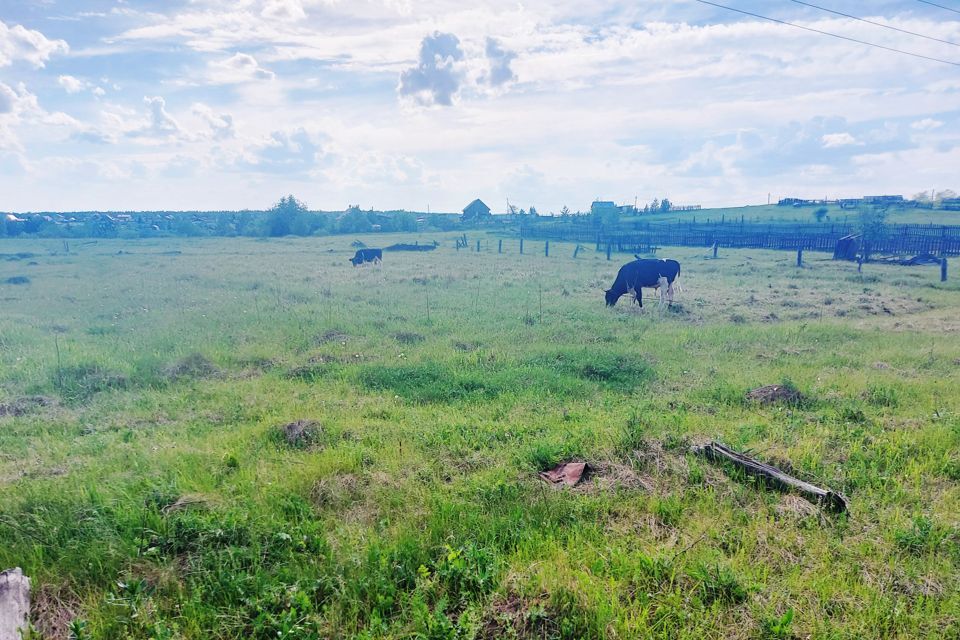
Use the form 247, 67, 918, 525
629, 204, 960, 226
1, 233, 958, 639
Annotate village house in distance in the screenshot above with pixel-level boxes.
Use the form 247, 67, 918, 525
462, 198, 491, 222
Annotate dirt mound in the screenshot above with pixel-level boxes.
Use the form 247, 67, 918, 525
278, 419, 322, 448
315, 329, 349, 345
164, 353, 219, 381
310, 473, 367, 509
480, 593, 530, 639
0, 396, 55, 418
393, 331, 424, 345
746, 384, 804, 405
31, 581, 81, 640
4, 276, 30, 285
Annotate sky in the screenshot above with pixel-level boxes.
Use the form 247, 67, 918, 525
1, 0, 959, 213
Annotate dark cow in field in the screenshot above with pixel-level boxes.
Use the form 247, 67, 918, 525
605, 258, 681, 307
349, 248, 382, 266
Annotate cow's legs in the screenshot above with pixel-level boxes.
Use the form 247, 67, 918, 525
656, 276, 668, 309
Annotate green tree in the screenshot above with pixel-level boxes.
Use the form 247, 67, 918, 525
935, 189, 957, 207
660, 198, 671, 212
813, 207, 828, 222
336, 206, 371, 233
268, 195, 308, 237
858, 206, 888, 261
174, 217, 203, 237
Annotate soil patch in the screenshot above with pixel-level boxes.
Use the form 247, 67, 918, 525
315, 329, 349, 345
393, 331, 425, 345
278, 419, 322, 448
164, 353, 220, 381
746, 384, 804, 406
311, 473, 367, 509
0, 396, 55, 417
31, 581, 82, 640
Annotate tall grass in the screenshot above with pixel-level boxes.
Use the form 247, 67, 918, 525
0, 233, 958, 638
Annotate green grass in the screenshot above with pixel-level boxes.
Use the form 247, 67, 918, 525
1, 233, 959, 639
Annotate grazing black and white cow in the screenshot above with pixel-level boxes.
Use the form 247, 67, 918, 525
605, 258, 681, 307
349, 248, 382, 266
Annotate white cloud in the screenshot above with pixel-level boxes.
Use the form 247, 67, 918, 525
58, 75, 85, 94
261, 0, 307, 22
8, 3, 960, 210
398, 32, 465, 106
210, 52, 276, 83
0, 82, 15, 114
0, 81, 81, 152
192, 103, 235, 139
484, 37, 517, 87
236, 127, 328, 174
0, 20, 68, 68
822, 132, 858, 148
125, 96, 188, 140
910, 118, 943, 131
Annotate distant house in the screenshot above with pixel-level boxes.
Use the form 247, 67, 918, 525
462, 199, 491, 221
590, 200, 618, 216
863, 195, 904, 204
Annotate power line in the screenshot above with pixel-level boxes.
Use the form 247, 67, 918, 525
788, 0, 960, 47
693, 0, 960, 67
916, 0, 960, 16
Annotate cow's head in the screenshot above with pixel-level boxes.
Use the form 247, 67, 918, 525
604, 289, 618, 306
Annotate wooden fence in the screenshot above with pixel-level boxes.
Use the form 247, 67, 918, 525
519, 221, 960, 257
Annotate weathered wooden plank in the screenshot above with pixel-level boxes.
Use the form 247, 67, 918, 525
692, 441, 848, 513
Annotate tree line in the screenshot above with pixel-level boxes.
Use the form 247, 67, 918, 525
0, 196, 465, 239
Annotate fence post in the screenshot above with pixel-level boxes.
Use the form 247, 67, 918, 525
476, 240, 480, 252
498, 239, 502, 254
573, 245, 580, 258
545, 241, 549, 257
520, 238, 524, 254
712, 243, 719, 259
797, 247, 803, 267
606, 243, 612, 261
942, 258, 948, 282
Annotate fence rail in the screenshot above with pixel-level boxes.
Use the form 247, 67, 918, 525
519, 221, 960, 257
